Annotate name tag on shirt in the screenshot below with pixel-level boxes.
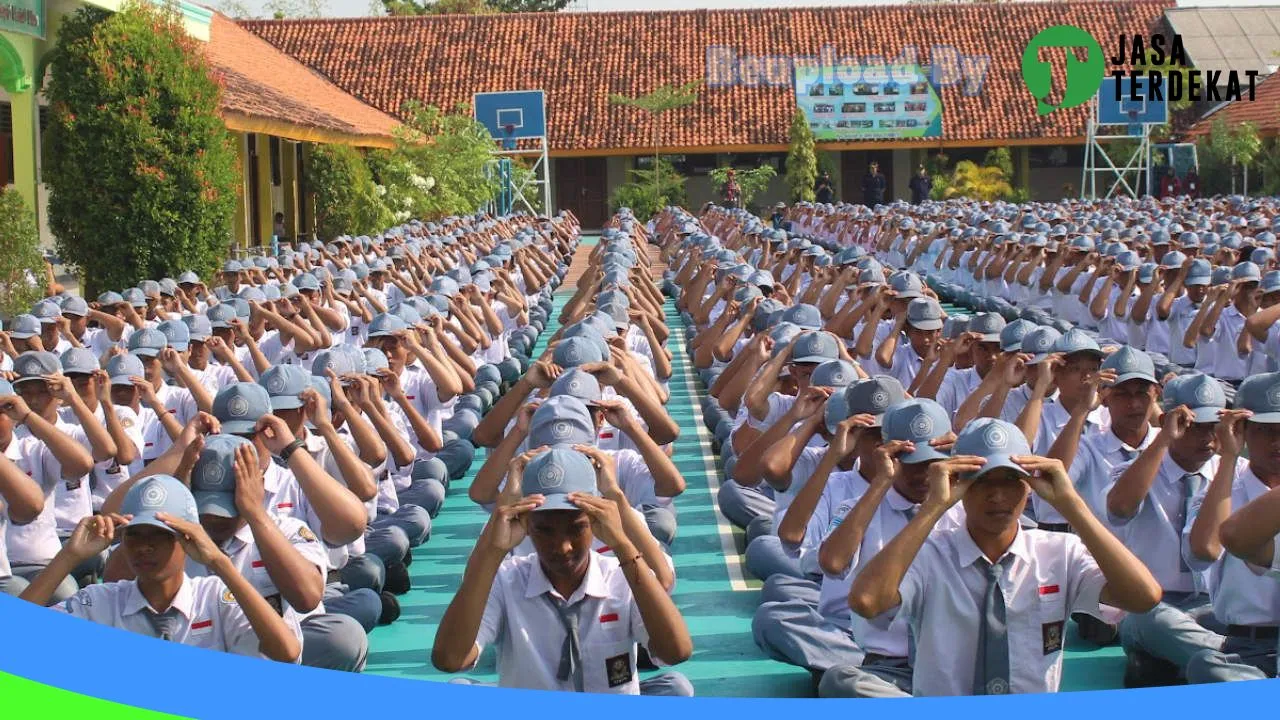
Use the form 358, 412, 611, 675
599, 613, 619, 624
1038, 584, 1060, 596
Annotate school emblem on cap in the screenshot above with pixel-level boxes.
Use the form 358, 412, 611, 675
227, 395, 250, 418
1194, 381, 1217, 406
16, 357, 39, 375
266, 374, 288, 394
869, 389, 890, 409
551, 420, 572, 440
1263, 382, 1280, 410
567, 378, 583, 393
829, 370, 847, 385
984, 424, 1009, 449
141, 482, 167, 508
564, 344, 582, 363
537, 462, 565, 489
910, 412, 935, 438
202, 462, 228, 489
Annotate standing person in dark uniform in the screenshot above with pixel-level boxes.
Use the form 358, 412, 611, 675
815, 172, 835, 204
863, 161, 887, 206
909, 165, 933, 205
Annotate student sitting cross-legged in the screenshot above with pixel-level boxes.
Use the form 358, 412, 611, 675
432, 446, 694, 695
846, 429, 1162, 696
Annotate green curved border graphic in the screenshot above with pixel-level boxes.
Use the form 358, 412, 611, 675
0, 671, 190, 719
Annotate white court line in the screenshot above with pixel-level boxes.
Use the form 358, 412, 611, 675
668, 312, 757, 592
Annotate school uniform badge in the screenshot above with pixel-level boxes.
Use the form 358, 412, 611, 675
296, 525, 317, 542
1042, 620, 1064, 655
605, 653, 633, 688
221, 589, 238, 605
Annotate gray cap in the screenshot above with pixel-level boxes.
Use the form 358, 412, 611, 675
127, 328, 168, 358
191, 434, 256, 518
811, 360, 858, 389
7, 314, 39, 339
549, 368, 603, 405
791, 331, 840, 364
553, 336, 606, 368
888, 272, 925, 299
1160, 251, 1188, 270
213, 382, 271, 434
260, 364, 311, 411
156, 320, 190, 353
312, 347, 365, 377
59, 348, 99, 376
13, 351, 60, 385
1184, 258, 1213, 287
967, 313, 1006, 343
527, 395, 596, 448
953, 418, 1032, 479
523, 448, 600, 512
1262, 270, 1280, 295
1101, 346, 1157, 386
906, 297, 944, 331
207, 304, 237, 330
59, 296, 89, 318
1233, 261, 1262, 283
31, 300, 62, 324
1161, 373, 1226, 424
779, 304, 823, 331
1237, 373, 1280, 423
942, 316, 970, 340
184, 315, 213, 341
839, 375, 907, 429
105, 353, 145, 386
881, 399, 952, 464
1021, 326, 1063, 365
120, 475, 199, 534
1053, 328, 1103, 358
368, 313, 409, 338
999, 319, 1037, 353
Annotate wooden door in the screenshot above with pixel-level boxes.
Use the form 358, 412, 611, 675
555, 157, 608, 229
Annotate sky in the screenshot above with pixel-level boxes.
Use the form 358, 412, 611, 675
225, 0, 1280, 22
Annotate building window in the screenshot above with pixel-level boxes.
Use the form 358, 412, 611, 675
269, 136, 282, 187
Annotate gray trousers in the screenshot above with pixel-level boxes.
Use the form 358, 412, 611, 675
752, 598, 863, 672
642, 504, 677, 547
301, 612, 370, 673
745, 535, 803, 581
1120, 591, 1225, 671
1187, 635, 1277, 682
717, 480, 774, 530
761, 574, 820, 607
819, 655, 914, 698
0, 574, 29, 597
11, 564, 78, 605
450, 671, 695, 696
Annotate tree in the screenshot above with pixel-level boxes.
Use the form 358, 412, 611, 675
308, 143, 387, 239
383, 101, 498, 220
42, 2, 239, 297
0, 188, 47, 316
265, 0, 326, 17
214, 0, 255, 17
382, 0, 494, 14
937, 161, 1014, 201
1198, 118, 1261, 195
784, 108, 817, 203
609, 81, 701, 215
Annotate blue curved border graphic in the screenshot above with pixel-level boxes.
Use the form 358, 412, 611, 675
2, 592, 1279, 715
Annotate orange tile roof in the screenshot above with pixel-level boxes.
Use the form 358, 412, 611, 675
1185, 71, 1280, 138
205, 14, 400, 147
241, 2, 1172, 154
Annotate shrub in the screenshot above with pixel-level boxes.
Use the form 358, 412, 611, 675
610, 158, 687, 220
309, 143, 388, 239
0, 188, 47, 317
784, 109, 817, 203
42, 2, 238, 296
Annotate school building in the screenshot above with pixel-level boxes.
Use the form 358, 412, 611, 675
239, 0, 1182, 228
0, 0, 398, 247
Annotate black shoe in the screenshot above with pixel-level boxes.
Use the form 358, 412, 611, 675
1073, 612, 1119, 645
378, 591, 401, 625
1123, 650, 1183, 688
384, 561, 412, 595
637, 645, 658, 671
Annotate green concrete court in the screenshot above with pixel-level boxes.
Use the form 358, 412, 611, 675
364, 246, 1125, 696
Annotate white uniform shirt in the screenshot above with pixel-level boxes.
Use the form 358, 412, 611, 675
474, 551, 653, 694
1106, 452, 1241, 594
4, 425, 88, 566
1067, 425, 1159, 521
937, 366, 983, 421
899, 526, 1106, 696
1166, 294, 1200, 367
1188, 466, 1280, 627
55, 574, 295, 660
